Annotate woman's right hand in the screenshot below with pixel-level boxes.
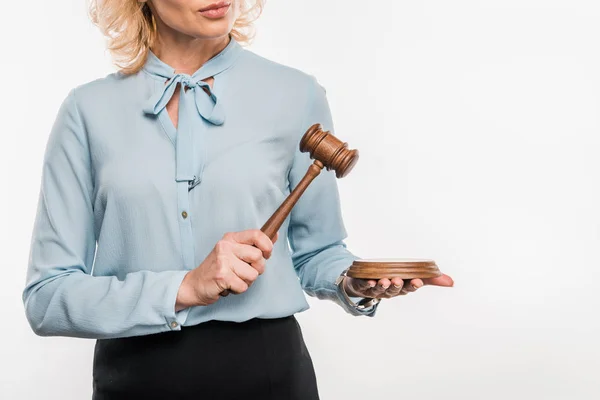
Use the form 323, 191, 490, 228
175, 229, 278, 310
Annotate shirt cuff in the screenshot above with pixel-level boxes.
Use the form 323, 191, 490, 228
164, 270, 192, 331
335, 278, 379, 317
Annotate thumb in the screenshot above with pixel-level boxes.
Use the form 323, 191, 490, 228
422, 274, 454, 287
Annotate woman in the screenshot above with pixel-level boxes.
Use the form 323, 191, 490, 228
23, 1, 454, 398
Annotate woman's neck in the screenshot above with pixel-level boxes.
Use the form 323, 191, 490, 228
151, 28, 231, 75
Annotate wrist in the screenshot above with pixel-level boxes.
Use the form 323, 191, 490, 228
335, 270, 381, 312
342, 276, 360, 297
175, 271, 197, 311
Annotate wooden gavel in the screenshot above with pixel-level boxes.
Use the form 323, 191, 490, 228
260, 123, 359, 240
220, 123, 355, 296
220, 123, 440, 296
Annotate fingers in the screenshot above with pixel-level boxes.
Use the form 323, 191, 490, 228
214, 243, 262, 280
230, 258, 260, 285
213, 230, 277, 297
367, 278, 392, 298
356, 278, 403, 299
404, 278, 423, 292
391, 276, 403, 289
226, 274, 249, 295
346, 273, 454, 302
231, 242, 266, 275
344, 277, 374, 297
389, 279, 414, 296
226, 229, 274, 259
383, 277, 404, 297
212, 257, 252, 295
370, 277, 422, 298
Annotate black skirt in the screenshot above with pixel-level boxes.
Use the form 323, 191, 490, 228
92, 315, 320, 399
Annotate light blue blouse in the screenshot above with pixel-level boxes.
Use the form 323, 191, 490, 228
23, 35, 377, 340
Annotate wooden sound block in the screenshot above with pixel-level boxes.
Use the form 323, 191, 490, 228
347, 258, 442, 280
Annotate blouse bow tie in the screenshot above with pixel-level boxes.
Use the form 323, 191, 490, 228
140, 37, 241, 190
143, 73, 225, 126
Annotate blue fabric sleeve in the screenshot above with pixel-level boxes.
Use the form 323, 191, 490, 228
287, 76, 378, 317
22, 89, 190, 339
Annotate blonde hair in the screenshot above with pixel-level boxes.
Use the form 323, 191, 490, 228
89, 0, 265, 75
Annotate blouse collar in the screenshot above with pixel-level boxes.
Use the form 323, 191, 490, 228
141, 34, 243, 127
142, 34, 243, 82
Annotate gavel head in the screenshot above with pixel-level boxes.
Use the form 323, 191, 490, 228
299, 123, 359, 178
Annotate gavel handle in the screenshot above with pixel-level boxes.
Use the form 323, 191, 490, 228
260, 159, 324, 240
220, 159, 324, 297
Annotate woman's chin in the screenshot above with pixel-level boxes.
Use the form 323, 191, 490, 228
191, 18, 234, 38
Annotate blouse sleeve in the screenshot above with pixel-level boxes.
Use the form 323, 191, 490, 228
287, 76, 378, 317
22, 89, 190, 339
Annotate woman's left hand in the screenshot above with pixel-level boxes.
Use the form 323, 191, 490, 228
343, 274, 454, 299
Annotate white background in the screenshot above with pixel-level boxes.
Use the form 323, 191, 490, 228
1, 0, 599, 399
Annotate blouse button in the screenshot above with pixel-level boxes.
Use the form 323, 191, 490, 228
170, 321, 178, 328
181, 211, 188, 219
